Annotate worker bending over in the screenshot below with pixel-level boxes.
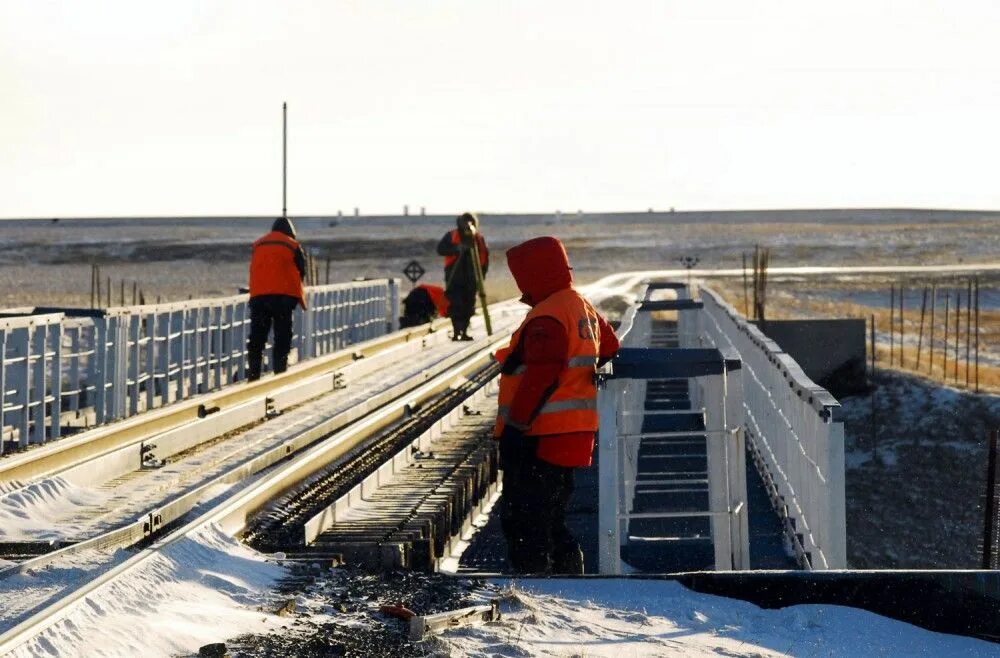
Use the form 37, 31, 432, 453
246, 217, 307, 381
493, 236, 620, 573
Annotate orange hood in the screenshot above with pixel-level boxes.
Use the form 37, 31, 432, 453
505, 236, 573, 306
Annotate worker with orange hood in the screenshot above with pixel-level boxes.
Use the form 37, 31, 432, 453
493, 236, 619, 573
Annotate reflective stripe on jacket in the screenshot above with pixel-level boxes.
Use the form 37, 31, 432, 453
249, 230, 306, 309
494, 288, 601, 438
442, 229, 488, 269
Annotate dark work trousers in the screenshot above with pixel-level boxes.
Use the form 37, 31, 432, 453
247, 294, 298, 381
445, 285, 476, 337
445, 254, 478, 338
499, 438, 583, 574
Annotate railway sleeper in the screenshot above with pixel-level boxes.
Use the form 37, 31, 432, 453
248, 368, 501, 572
295, 442, 497, 571
0, 540, 70, 559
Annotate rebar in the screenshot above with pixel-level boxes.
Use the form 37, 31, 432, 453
954, 292, 961, 383
943, 292, 950, 378
966, 279, 972, 387
916, 286, 927, 370
889, 285, 895, 367
928, 284, 936, 375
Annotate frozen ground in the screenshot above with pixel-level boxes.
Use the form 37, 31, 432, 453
839, 371, 1000, 567
228, 568, 1000, 657
2, 526, 291, 658
710, 270, 1000, 393
14, 528, 996, 658
2, 209, 998, 308
432, 579, 999, 657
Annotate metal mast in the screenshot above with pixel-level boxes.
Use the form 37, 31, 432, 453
282, 102, 287, 219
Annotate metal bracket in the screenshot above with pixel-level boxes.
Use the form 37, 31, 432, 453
197, 404, 221, 419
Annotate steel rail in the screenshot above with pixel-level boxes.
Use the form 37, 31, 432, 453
0, 326, 503, 577
0, 330, 512, 656
0, 301, 524, 570
0, 317, 455, 485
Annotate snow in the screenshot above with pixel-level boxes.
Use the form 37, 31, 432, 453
0, 477, 108, 541
839, 371, 1000, 567
0, 548, 137, 633
0, 481, 28, 496
432, 578, 1000, 657
5, 525, 291, 658
2, 425, 997, 656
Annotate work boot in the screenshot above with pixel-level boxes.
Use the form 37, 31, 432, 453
508, 545, 550, 575
551, 546, 585, 575
247, 353, 262, 382
458, 332, 474, 341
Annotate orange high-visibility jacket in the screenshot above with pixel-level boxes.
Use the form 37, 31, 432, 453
442, 229, 488, 269
494, 287, 601, 438
249, 230, 307, 309
417, 284, 450, 318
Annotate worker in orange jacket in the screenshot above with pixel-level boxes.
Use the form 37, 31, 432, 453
436, 212, 488, 340
247, 217, 307, 381
493, 236, 620, 573
399, 283, 450, 328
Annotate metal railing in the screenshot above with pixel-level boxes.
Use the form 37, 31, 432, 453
598, 284, 750, 574
0, 279, 399, 454
698, 286, 847, 569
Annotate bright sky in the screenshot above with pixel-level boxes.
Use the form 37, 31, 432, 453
3, 1, 1000, 218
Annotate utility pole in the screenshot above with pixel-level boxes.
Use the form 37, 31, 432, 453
282, 101, 288, 219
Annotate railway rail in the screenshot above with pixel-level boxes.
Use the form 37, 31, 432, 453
0, 303, 520, 655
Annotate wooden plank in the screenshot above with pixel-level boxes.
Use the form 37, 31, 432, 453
408, 600, 500, 641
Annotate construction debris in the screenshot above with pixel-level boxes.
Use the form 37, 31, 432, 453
408, 600, 500, 641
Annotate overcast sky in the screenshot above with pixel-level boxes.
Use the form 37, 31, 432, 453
2, 1, 1000, 218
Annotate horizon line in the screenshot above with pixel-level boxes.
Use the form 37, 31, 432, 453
3, 206, 1000, 222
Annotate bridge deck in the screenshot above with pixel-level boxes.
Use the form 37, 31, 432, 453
459, 319, 795, 573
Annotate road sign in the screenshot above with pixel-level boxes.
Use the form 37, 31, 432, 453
403, 260, 426, 284
679, 255, 700, 270
679, 255, 700, 286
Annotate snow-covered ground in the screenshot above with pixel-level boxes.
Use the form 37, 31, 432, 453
431, 578, 1000, 657
3, 526, 291, 658
2, 210, 998, 309
6, 516, 999, 656
839, 371, 1000, 567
